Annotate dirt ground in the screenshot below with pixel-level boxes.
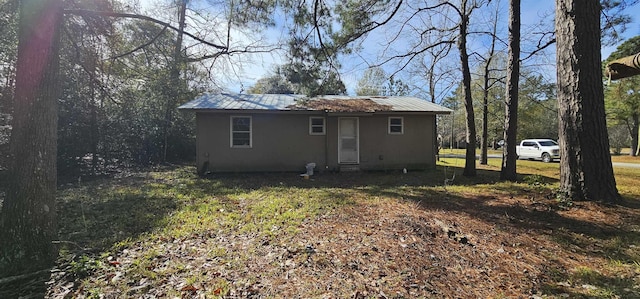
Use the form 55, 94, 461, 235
42, 169, 640, 298
253, 194, 640, 298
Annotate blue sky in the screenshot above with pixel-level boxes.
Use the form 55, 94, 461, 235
140, 0, 640, 97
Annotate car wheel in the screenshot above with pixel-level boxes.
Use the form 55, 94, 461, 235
542, 153, 551, 163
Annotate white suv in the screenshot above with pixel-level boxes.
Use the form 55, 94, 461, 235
516, 139, 560, 162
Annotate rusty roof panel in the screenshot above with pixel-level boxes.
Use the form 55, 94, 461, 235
287, 98, 393, 112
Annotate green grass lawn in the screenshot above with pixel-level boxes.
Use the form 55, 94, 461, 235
49, 162, 640, 298
439, 148, 640, 164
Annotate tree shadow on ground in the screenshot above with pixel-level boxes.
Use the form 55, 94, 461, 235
201, 165, 639, 297
200, 164, 527, 190
54, 165, 461, 253
53, 165, 639, 297
201, 165, 637, 258
357, 168, 639, 298
539, 265, 640, 298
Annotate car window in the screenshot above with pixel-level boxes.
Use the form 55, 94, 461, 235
538, 141, 558, 146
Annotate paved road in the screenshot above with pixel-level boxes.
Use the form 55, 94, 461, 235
612, 162, 640, 169
439, 154, 640, 169
440, 154, 502, 159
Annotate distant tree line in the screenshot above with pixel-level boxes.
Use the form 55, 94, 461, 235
0, 0, 285, 295
0, 0, 283, 180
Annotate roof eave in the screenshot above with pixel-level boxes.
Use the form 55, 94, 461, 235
180, 108, 452, 114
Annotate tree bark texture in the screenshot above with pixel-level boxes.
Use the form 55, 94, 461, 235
480, 6, 498, 166
480, 79, 489, 165
500, 0, 520, 181
428, 59, 439, 161
459, 0, 476, 177
479, 51, 491, 165
163, 0, 187, 162
555, 0, 620, 202
0, 0, 62, 296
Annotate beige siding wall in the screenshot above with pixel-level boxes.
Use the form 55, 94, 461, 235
357, 114, 435, 170
196, 112, 436, 172
197, 112, 327, 172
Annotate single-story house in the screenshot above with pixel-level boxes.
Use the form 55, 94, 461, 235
178, 93, 452, 173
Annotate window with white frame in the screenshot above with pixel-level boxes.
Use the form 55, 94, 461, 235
388, 117, 403, 134
309, 117, 326, 135
230, 116, 252, 147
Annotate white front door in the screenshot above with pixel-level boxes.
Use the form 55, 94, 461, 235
339, 118, 359, 164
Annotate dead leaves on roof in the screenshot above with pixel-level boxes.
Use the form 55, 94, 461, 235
287, 98, 393, 112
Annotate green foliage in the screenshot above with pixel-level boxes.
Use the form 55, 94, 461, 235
603, 35, 640, 63
247, 71, 294, 94
249, 63, 346, 96
228, 0, 277, 27
56, 16, 206, 177
283, 61, 346, 96
555, 189, 574, 209
356, 67, 387, 96
604, 36, 640, 155
69, 254, 102, 278
0, 0, 16, 169
608, 124, 631, 154
0, 0, 17, 112
332, 0, 398, 48
356, 67, 409, 96
468, 57, 506, 147
2, 0, 284, 178
387, 75, 410, 96
523, 174, 547, 187
600, 1, 638, 46
517, 74, 558, 141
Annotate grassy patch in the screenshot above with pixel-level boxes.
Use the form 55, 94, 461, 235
50, 163, 640, 298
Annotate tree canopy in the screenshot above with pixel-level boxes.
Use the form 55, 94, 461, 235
604, 36, 640, 156
356, 67, 409, 96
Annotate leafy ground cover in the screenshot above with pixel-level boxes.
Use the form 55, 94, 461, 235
47, 161, 640, 298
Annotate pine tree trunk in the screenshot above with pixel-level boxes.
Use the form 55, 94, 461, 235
0, 0, 62, 296
428, 54, 440, 161
480, 5, 500, 166
459, 0, 476, 177
480, 46, 491, 166
480, 95, 488, 165
163, 0, 188, 162
501, 0, 520, 181
88, 51, 99, 175
555, 0, 620, 202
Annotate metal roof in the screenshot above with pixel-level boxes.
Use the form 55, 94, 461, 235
178, 93, 452, 114
177, 93, 305, 110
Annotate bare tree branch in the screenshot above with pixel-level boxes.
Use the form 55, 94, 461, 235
183, 46, 280, 63
334, 0, 404, 47
62, 26, 122, 105
63, 9, 228, 50
375, 40, 456, 69
314, 0, 337, 71
521, 37, 555, 62
109, 25, 169, 60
